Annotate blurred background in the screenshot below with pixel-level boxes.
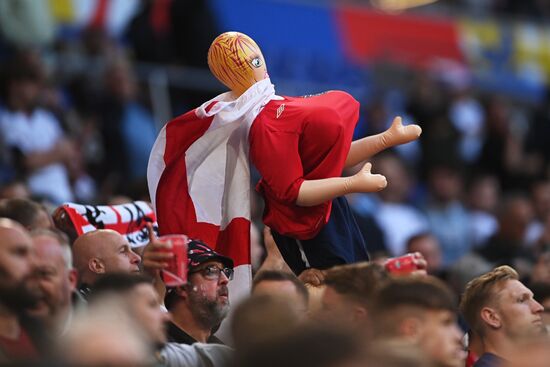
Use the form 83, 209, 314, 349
2, 0, 550, 282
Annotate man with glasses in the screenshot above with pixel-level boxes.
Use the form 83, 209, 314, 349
164, 239, 234, 345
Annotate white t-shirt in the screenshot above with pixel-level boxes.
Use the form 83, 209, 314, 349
0, 108, 73, 203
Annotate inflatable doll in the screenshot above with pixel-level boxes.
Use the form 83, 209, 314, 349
148, 32, 421, 276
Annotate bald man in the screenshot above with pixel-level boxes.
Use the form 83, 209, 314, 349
0, 218, 43, 361
72, 229, 141, 297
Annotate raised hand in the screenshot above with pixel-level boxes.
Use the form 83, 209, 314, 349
142, 222, 173, 277
142, 223, 172, 304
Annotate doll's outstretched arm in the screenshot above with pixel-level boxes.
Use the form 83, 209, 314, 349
344, 116, 422, 168
296, 162, 387, 206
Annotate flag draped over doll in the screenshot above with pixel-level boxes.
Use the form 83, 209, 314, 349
147, 78, 276, 303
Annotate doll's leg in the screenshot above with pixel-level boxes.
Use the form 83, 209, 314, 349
345, 116, 422, 168
272, 196, 369, 275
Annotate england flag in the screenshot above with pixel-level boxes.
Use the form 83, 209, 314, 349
147, 78, 276, 308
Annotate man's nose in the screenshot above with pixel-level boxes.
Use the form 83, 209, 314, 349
218, 271, 230, 285
532, 299, 544, 313
130, 250, 141, 264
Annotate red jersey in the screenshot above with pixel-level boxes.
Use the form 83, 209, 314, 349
249, 91, 359, 239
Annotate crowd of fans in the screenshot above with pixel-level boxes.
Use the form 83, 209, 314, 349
1, 1, 550, 366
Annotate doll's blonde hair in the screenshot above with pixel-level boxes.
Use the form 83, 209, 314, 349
207, 32, 264, 94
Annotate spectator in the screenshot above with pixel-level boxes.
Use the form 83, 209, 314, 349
231, 294, 304, 359
252, 270, 309, 316
0, 0, 55, 47
371, 276, 466, 367
60, 295, 154, 366
96, 56, 157, 194
405, 71, 459, 178
0, 181, 30, 200
239, 323, 366, 367
530, 252, 550, 284
478, 96, 532, 191
447, 78, 485, 164
425, 163, 473, 265
476, 194, 535, 277
89, 272, 233, 367
164, 239, 233, 344
0, 218, 44, 361
321, 262, 388, 336
371, 152, 429, 257
460, 265, 545, 366
467, 174, 500, 247
406, 232, 444, 277
525, 180, 550, 247
89, 273, 170, 349
72, 229, 141, 298
25, 229, 76, 336
0, 198, 52, 231
0, 56, 77, 204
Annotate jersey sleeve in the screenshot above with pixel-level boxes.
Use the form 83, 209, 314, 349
250, 126, 305, 205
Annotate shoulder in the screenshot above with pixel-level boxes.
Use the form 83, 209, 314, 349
161, 342, 233, 367
161, 343, 201, 366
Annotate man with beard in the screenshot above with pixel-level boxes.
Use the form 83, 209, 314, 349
0, 218, 43, 361
72, 229, 141, 298
26, 229, 77, 336
164, 240, 233, 344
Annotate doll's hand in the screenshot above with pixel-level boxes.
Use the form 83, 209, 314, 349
346, 162, 387, 193
383, 116, 422, 147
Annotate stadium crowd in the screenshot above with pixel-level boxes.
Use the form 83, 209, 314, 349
0, 1, 550, 366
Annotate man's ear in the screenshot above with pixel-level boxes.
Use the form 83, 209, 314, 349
398, 317, 422, 340
352, 305, 368, 323
480, 307, 501, 329
68, 269, 78, 291
89, 258, 105, 274
176, 284, 190, 301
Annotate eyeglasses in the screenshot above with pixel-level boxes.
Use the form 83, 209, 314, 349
189, 265, 234, 281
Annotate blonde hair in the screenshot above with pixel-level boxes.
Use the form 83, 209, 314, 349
460, 265, 519, 336
207, 32, 264, 94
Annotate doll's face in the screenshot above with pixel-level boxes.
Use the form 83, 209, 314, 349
208, 32, 268, 96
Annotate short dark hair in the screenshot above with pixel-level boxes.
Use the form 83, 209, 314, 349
232, 294, 303, 353
238, 323, 363, 367
372, 276, 456, 337
252, 270, 309, 304
0, 198, 47, 229
324, 262, 388, 307
406, 232, 435, 250
89, 273, 153, 303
